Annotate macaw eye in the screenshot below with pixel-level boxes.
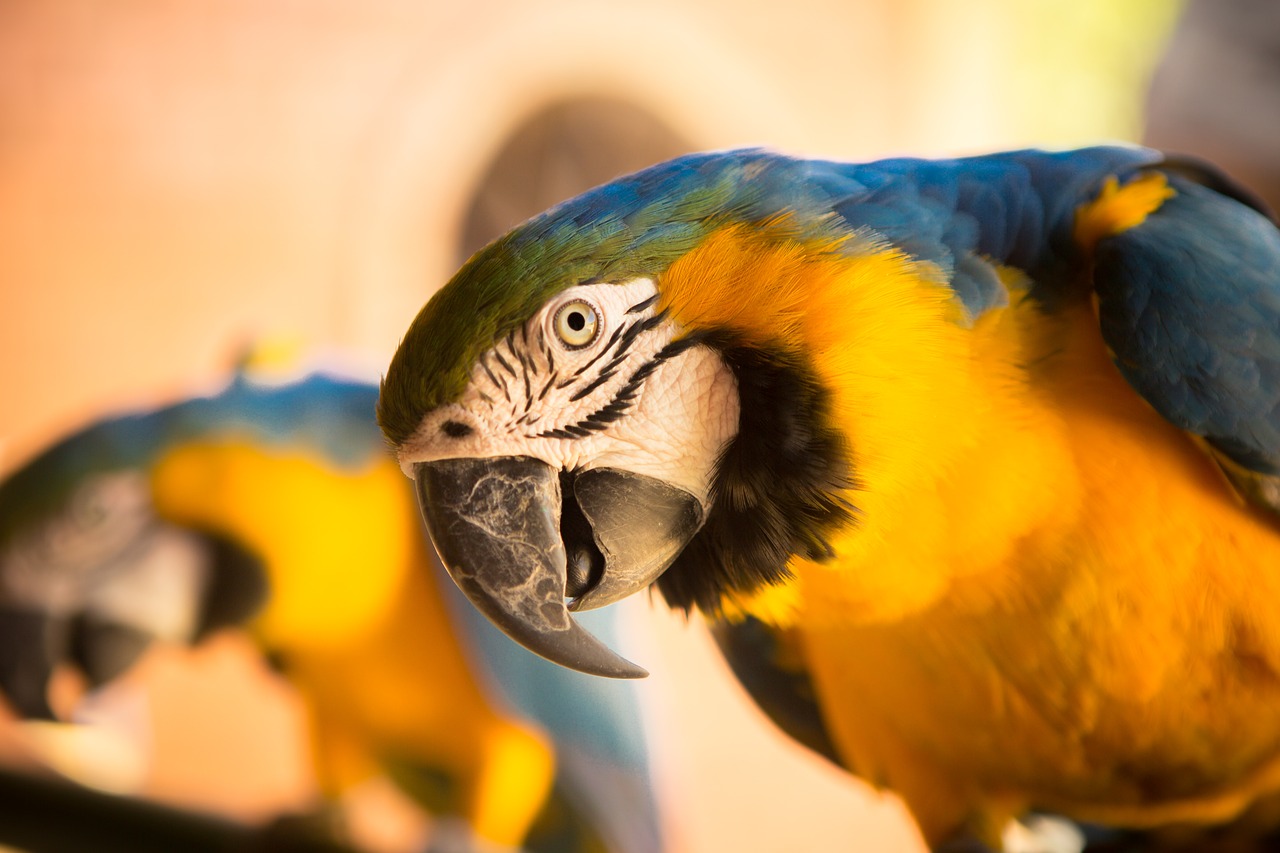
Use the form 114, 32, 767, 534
553, 299, 600, 349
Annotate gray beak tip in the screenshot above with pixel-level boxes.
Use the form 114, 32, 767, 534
0, 608, 61, 721
577, 654, 648, 680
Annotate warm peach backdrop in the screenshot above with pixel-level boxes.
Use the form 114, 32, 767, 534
0, 2, 1179, 851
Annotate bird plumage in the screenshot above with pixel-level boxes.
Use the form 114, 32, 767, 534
380, 144, 1280, 849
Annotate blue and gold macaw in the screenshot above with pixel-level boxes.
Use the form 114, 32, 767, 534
0, 371, 663, 853
376, 147, 1280, 850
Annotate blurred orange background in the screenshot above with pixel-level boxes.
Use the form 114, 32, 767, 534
0, 2, 1192, 851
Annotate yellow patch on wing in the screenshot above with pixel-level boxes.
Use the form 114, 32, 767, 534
1073, 171, 1176, 253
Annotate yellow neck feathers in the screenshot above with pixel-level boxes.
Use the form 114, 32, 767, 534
656, 226, 1085, 625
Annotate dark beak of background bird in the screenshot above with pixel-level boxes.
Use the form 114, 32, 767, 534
413, 457, 704, 679
0, 608, 62, 720
0, 607, 157, 720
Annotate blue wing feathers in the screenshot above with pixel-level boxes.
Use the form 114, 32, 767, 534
515, 145, 1161, 321
1092, 174, 1280, 475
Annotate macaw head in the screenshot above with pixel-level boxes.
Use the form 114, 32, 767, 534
0, 422, 258, 720
0, 372, 381, 718
379, 150, 882, 677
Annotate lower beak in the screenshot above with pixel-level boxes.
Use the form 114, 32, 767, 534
413, 457, 703, 678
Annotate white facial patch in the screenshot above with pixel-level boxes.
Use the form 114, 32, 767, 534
397, 278, 740, 507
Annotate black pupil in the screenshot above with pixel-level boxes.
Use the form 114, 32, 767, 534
567, 310, 587, 332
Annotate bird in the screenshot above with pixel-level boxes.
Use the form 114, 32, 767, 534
375, 146, 1280, 851
0, 369, 664, 853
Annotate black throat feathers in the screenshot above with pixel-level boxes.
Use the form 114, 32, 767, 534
656, 334, 856, 615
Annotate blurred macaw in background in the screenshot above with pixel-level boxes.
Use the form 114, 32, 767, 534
0, 370, 664, 853
377, 146, 1280, 851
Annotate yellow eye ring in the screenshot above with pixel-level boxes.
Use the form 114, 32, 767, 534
553, 299, 601, 348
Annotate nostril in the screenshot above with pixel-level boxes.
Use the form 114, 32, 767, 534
441, 420, 473, 438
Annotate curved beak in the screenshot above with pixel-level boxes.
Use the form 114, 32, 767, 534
413, 457, 703, 679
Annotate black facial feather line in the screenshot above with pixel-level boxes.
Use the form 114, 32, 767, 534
537, 373, 557, 402
563, 323, 626, 386
560, 309, 659, 403
519, 365, 533, 414
626, 294, 659, 314
568, 366, 620, 403
567, 310, 670, 402
479, 354, 502, 394
533, 332, 701, 440
493, 349, 515, 377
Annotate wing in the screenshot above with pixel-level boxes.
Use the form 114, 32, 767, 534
807, 147, 1280, 517
1085, 159, 1280, 515
709, 615, 844, 770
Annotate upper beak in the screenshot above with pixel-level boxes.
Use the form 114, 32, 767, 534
413, 457, 704, 679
